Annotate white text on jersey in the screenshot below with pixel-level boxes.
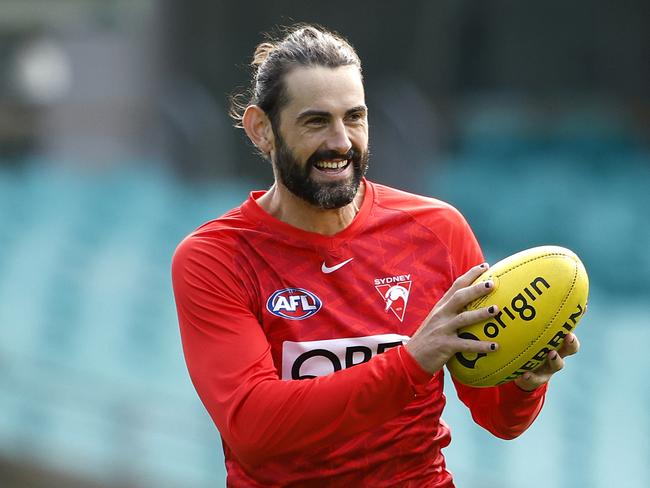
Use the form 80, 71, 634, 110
282, 334, 410, 380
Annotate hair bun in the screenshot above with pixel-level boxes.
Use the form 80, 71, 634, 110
252, 42, 276, 66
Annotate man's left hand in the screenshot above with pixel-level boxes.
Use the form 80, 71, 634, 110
514, 332, 581, 391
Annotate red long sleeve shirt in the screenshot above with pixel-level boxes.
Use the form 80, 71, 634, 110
172, 180, 546, 487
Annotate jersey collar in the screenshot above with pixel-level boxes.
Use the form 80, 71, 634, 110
241, 177, 375, 246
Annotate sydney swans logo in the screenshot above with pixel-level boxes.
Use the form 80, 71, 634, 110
374, 274, 412, 322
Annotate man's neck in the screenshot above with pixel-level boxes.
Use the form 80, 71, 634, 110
256, 181, 365, 236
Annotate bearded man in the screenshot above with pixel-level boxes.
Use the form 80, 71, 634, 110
172, 24, 579, 487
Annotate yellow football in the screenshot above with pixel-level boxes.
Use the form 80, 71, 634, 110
447, 246, 589, 387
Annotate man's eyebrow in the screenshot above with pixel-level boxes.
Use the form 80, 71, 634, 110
296, 105, 367, 122
345, 105, 367, 115
296, 110, 331, 121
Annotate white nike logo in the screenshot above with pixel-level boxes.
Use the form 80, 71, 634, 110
321, 257, 354, 274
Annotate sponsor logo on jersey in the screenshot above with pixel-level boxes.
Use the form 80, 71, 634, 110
374, 274, 412, 322
281, 334, 410, 379
321, 257, 354, 274
266, 288, 322, 320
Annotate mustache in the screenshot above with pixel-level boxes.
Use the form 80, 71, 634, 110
306, 147, 362, 167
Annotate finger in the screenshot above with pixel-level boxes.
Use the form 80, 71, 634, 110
516, 350, 563, 390
527, 350, 564, 378
449, 305, 499, 331
517, 371, 547, 390
455, 336, 498, 355
456, 262, 490, 288
439, 263, 489, 306
557, 333, 580, 358
518, 365, 554, 389
546, 349, 565, 374
446, 278, 495, 313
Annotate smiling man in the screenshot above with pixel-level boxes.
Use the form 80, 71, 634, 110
172, 24, 580, 487
245, 61, 369, 233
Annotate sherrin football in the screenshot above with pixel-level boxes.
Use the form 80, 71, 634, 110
447, 246, 589, 387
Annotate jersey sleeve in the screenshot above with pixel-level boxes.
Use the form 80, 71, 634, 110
171, 234, 432, 469
452, 378, 547, 439
446, 206, 548, 439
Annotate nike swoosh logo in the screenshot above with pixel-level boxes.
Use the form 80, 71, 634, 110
321, 258, 354, 274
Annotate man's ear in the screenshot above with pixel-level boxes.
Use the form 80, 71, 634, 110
242, 105, 274, 156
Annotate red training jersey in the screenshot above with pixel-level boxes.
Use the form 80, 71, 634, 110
172, 179, 547, 487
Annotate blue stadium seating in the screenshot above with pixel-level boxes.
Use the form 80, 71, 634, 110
0, 137, 648, 487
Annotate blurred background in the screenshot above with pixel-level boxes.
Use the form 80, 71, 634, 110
0, 0, 648, 487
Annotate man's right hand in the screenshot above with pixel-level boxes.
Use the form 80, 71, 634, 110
405, 263, 500, 374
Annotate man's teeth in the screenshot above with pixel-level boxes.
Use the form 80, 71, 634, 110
315, 160, 349, 169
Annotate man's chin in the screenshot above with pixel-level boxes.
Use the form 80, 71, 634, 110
278, 158, 366, 209
309, 179, 360, 209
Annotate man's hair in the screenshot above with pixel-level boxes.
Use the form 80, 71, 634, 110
229, 24, 362, 131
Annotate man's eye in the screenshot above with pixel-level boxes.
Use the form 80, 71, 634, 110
347, 112, 364, 122
307, 117, 327, 126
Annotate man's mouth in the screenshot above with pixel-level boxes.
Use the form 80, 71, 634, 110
313, 159, 350, 173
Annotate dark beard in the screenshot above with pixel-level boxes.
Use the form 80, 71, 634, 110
272, 132, 369, 209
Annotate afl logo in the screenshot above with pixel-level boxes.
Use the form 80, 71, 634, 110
266, 288, 322, 320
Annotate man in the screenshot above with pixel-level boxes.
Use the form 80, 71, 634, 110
172, 24, 580, 487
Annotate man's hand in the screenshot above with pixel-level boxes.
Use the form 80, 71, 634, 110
406, 263, 499, 374
513, 333, 581, 391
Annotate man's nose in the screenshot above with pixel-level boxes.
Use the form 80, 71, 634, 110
326, 119, 352, 156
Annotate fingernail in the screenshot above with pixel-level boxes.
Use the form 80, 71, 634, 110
485, 280, 492, 289
569, 335, 576, 343
550, 351, 558, 360
490, 343, 497, 351
480, 263, 488, 269
488, 306, 495, 314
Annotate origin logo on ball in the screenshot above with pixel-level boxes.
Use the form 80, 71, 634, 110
266, 288, 322, 320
